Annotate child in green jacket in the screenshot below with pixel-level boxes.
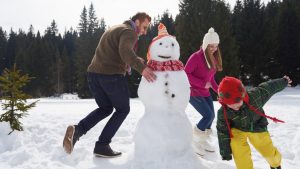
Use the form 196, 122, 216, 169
216, 76, 292, 169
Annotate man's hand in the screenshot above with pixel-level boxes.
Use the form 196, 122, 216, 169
283, 75, 292, 87
222, 155, 232, 161
142, 67, 156, 82
137, 57, 145, 64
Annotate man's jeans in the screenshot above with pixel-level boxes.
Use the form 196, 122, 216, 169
78, 72, 130, 144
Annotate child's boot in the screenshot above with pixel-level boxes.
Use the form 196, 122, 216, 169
270, 166, 281, 169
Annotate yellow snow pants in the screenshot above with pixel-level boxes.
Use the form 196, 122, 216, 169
230, 128, 281, 169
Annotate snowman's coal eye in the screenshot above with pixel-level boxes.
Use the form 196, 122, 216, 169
172, 43, 174, 47
159, 42, 163, 45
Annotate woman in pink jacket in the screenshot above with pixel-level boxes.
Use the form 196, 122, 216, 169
184, 28, 222, 155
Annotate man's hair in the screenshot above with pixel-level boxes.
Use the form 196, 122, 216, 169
131, 12, 151, 22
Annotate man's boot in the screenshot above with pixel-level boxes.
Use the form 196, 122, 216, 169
94, 142, 122, 158
63, 125, 81, 154
270, 166, 281, 169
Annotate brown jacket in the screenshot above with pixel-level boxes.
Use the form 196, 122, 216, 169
87, 20, 146, 75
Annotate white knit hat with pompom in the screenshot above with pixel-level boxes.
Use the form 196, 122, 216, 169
202, 27, 220, 52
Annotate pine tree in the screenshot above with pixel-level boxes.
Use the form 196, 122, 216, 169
16, 25, 36, 75
53, 48, 62, 95
14, 30, 28, 75
232, 0, 243, 42
75, 6, 92, 98
231, 0, 266, 85
41, 20, 65, 96
0, 27, 7, 73
62, 29, 77, 93
176, 0, 202, 63
75, 34, 92, 98
99, 18, 106, 31
22, 32, 43, 96
78, 6, 88, 34
88, 3, 99, 34
0, 64, 38, 134
28, 25, 35, 37
27, 32, 55, 97
45, 20, 59, 36
5, 30, 17, 70
42, 34, 58, 96
262, 0, 281, 80
277, 0, 300, 85
60, 47, 71, 93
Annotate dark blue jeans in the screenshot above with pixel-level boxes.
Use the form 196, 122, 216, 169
77, 72, 130, 144
189, 96, 215, 131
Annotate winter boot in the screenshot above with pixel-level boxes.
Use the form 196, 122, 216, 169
63, 125, 81, 154
193, 126, 215, 152
93, 142, 122, 158
270, 166, 281, 169
205, 129, 214, 141
192, 140, 206, 156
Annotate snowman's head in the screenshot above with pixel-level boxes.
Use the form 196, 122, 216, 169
147, 23, 180, 62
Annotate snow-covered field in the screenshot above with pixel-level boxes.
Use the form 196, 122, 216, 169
0, 86, 299, 169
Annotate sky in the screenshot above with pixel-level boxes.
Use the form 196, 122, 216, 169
0, 0, 271, 34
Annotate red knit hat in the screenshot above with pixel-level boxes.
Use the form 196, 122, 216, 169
218, 76, 248, 105
218, 76, 284, 138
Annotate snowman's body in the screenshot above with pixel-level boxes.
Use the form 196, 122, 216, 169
133, 25, 203, 168
136, 71, 192, 153
138, 71, 190, 115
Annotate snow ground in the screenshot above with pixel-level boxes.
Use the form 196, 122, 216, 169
0, 86, 299, 169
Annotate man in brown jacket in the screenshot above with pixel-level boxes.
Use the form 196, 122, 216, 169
63, 12, 156, 158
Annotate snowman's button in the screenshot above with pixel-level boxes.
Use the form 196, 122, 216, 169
165, 82, 168, 86
171, 94, 175, 98
165, 91, 169, 94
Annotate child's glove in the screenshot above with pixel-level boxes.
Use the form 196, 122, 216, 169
222, 155, 232, 161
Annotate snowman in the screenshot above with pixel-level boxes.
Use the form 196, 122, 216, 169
133, 23, 204, 169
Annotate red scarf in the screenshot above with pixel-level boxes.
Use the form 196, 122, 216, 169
147, 60, 184, 71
